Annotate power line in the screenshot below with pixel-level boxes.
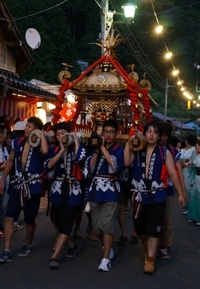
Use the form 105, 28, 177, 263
14, 0, 69, 21
116, 23, 165, 88
157, 0, 200, 15
9, 0, 30, 9
109, 0, 165, 88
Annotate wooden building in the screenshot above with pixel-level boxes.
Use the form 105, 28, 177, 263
0, 0, 56, 129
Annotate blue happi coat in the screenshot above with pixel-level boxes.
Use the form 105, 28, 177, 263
84, 143, 124, 203
10, 137, 46, 196
45, 144, 86, 206
130, 146, 168, 205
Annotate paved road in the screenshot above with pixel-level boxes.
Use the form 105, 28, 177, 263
0, 195, 200, 289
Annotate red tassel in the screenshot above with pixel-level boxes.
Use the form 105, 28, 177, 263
76, 164, 82, 181
160, 164, 168, 188
71, 164, 76, 178
71, 163, 82, 180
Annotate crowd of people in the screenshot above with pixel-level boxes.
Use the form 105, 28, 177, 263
180, 134, 200, 225
0, 116, 199, 274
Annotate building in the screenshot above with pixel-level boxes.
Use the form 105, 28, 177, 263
0, 0, 56, 129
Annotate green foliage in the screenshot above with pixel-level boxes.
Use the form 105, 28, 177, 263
7, 0, 88, 83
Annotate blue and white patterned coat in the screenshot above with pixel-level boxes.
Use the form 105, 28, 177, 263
11, 137, 45, 196
45, 145, 86, 206
83, 143, 124, 203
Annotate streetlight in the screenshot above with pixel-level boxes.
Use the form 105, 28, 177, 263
100, 1, 137, 55
122, 3, 137, 20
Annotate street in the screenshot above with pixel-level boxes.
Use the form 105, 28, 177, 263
0, 195, 200, 289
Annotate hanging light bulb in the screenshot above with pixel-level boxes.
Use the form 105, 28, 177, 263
183, 91, 192, 99
155, 25, 163, 34
164, 51, 173, 59
177, 80, 183, 85
172, 69, 180, 76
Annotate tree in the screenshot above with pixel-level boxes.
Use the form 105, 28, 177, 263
7, 0, 81, 83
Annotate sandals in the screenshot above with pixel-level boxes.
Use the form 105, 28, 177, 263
129, 235, 139, 244
74, 229, 83, 239
49, 258, 60, 269
116, 236, 128, 245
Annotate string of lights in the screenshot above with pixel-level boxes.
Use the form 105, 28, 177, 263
113, 0, 196, 104
109, 0, 199, 110
115, 22, 165, 88
150, 0, 195, 106
10, 0, 199, 109
109, 0, 166, 88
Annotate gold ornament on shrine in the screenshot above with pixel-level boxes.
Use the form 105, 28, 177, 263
58, 63, 73, 84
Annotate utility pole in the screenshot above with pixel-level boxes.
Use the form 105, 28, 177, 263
164, 78, 169, 121
100, 1, 136, 55
100, 0, 113, 55
101, 0, 107, 55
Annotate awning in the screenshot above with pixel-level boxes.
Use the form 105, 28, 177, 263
0, 98, 37, 119
0, 69, 57, 101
